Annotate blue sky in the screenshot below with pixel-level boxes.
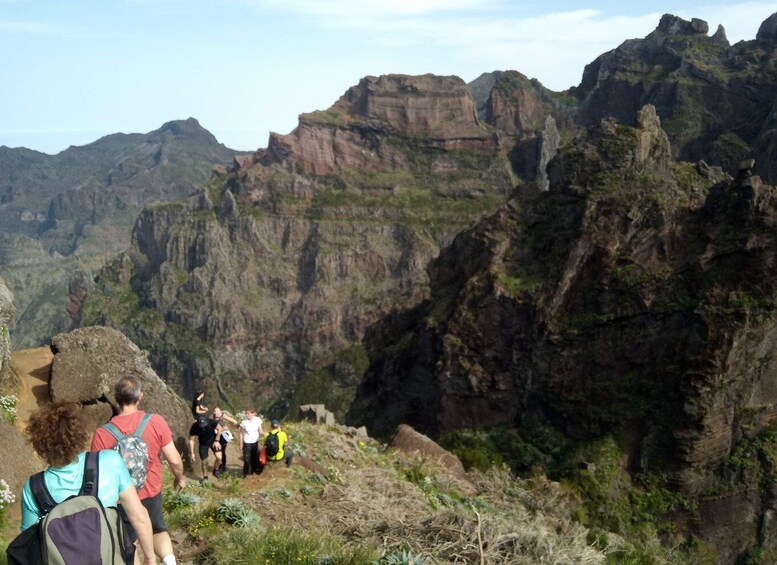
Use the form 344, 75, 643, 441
1, 0, 775, 154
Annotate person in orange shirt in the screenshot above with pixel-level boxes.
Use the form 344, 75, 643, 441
91, 375, 186, 565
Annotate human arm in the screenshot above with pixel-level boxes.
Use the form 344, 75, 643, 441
239, 423, 245, 450
161, 440, 186, 491
20, 479, 41, 531
118, 484, 156, 565
213, 424, 222, 449
222, 413, 238, 425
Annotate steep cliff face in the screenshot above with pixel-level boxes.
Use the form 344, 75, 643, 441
572, 13, 777, 184
0, 275, 14, 390
349, 105, 777, 561
0, 118, 237, 348
477, 71, 576, 191
80, 75, 516, 412
264, 74, 502, 178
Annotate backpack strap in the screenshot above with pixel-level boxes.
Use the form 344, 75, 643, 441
80, 451, 99, 497
133, 413, 154, 438
102, 412, 154, 440
29, 471, 57, 516
101, 422, 125, 441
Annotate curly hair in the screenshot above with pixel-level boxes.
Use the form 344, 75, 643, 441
26, 402, 88, 467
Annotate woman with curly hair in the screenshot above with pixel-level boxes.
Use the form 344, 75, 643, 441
20, 401, 156, 564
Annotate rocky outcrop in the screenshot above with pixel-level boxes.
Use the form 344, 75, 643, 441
0, 417, 39, 505
50, 326, 192, 444
79, 74, 516, 411
756, 12, 777, 45
349, 105, 777, 561
0, 275, 14, 390
266, 74, 499, 176
299, 404, 336, 426
391, 424, 465, 477
571, 12, 777, 185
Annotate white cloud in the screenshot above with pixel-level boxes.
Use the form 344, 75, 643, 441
245, 1, 776, 89
258, 0, 502, 18
0, 19, 72, 35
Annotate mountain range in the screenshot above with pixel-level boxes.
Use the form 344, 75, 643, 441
3, 11, 777, 561
0, 118, 237, 347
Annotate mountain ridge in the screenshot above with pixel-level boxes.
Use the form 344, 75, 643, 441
0, 118, 239, 348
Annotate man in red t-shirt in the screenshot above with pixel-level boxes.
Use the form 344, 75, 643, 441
91, 375, 186, 565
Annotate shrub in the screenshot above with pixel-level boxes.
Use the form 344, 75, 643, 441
0, 395, 17, 424
0, 479, 16, 528
215, 498, 261, 529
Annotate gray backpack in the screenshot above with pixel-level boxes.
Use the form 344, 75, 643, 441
6, 451, 132, 564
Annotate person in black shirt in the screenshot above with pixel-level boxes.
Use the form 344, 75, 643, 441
188, 415, 222, 480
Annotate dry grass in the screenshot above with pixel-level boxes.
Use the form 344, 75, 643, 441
191, 422, 606, 564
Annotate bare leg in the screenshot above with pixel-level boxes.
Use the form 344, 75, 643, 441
153, 532, 175, 562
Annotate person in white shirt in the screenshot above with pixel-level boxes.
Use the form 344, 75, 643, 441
238, 408, 264, 477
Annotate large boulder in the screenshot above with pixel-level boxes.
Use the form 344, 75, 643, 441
0, 417, 41, 502
391, 424, 465, 477
50, 326, 192, 446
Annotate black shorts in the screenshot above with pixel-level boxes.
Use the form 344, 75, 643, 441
141, 493, 167, 533
198, 442, 220, 461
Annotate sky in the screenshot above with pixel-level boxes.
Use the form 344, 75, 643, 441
1, 1, 775, 155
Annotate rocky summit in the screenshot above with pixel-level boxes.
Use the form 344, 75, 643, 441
571, 13, 777, 183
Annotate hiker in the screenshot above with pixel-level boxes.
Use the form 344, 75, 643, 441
188, 414, 222, 480
191, 390, 207, 416
19, 401, 155, 564
239, 408, 264, 477
91, 375, 186, 565
261, 419, 293, 469
213, 406, 238, 473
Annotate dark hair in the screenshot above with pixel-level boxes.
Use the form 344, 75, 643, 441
26, 402, 88, 467
115, 375, 143, 407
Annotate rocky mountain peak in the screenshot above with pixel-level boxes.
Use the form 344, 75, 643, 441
263, 73, 498, 176
157, 117, 208, 136
657, 13, 710, 36
333, 73, 479, 135
756, 12, 777, 45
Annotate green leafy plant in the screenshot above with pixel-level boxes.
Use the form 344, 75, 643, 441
215, 498, 261, 528
0, 395, 18, 424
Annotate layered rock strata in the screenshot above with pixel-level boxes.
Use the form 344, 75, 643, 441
80, 74, 516, 411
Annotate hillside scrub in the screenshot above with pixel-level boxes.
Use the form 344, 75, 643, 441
91, 422, 608, 564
